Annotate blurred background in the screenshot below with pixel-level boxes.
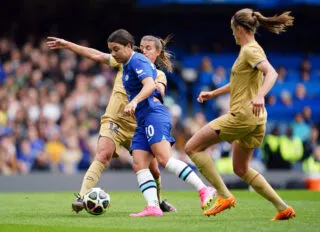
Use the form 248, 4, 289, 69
1, 0, 320, 190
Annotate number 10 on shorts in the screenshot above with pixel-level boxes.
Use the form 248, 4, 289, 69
145, 125, 154, 141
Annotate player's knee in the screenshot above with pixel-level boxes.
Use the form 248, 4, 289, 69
233, 166, 248, 177
156, 156, 169, 168
95, 148, 112, 167
184, 142, 196, 156
132, 163, 143, 173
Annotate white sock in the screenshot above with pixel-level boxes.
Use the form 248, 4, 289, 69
136, 169, 159, 207
165, 157, 206, 191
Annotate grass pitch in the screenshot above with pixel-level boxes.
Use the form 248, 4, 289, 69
0, 190, 319, 232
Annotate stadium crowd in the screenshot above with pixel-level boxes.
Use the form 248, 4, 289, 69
0, 37, 319, 175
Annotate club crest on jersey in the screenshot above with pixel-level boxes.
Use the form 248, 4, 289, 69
125, 74, 129, 81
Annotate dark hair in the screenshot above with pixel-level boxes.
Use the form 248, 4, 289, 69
107, 29, 135, 48
232, 8, 294, 34
141, 34, 174, 72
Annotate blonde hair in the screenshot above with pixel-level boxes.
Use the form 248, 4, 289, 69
232, 8, 294, 34
141, 34, 173, 72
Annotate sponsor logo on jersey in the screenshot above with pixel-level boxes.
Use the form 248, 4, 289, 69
136, 68, 143, 74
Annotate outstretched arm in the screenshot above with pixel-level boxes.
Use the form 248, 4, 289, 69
197, 83, 230, 103
46, 37, 109, 64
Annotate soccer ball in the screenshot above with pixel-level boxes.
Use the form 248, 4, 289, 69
83, 187, 110, 215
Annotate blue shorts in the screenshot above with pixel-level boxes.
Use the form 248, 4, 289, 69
131, 106, 175, 153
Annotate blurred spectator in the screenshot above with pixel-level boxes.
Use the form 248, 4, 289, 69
303, 126, 319, 161
212, 66, 227, 88
194, 111, 207, 128
168, 103, 185, 150
215, 94, 230, 115
181, 68, 197, 83
0, 135, 17, 175
183, 112, 207, 137
300, 59, 311, 75
45, 130, 66, 172
0, 38, 11, 63
280, 90, 293, 108
61, 135, 82, 174
276, 66, 287, 83
192, 57, 215, 113
198, 56, 214, 90
292, 113, 311, 142
28, 126, 50, 171
0, 63, 6, 84
279, 127, 304, 170
0, 97, 8, 125
265, 94, 277, 107
262, 126, 291, 170
301, 70, 310, 82
303, 145, 320, 173
77, 126, 94, 170
17, 139, 38, 174
302, 106, 313, 125
42, 91, 61, 122
294, 83, 307, 103
299, 58, 313, 82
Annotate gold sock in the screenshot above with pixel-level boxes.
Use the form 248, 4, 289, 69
190, 152, 232, 198
155, 176, 162, 202
79, 160, 105, 197
241, 168, 288, 211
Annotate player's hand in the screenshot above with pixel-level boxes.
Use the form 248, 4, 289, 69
197, 91, 213, 103
46, 37, 68, 50
250, 94, 265, 117
124, 100, 138, 116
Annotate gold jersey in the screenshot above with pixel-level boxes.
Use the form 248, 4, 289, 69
229, 40, 267, 125
155, 69, 167, 86
102, 55, 167, 126
102, 56, 135, 127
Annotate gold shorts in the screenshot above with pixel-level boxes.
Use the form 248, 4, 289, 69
99, 116, 136, 157
209, 113, 266, 149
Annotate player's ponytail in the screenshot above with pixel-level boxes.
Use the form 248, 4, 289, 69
254, 11, 294, 34
232, 8, 294, 34
158, 35, 173, 73
141, 35, 174, 73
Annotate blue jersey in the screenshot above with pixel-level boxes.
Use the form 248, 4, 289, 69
122, 52, 158, 125
121, 52, 175, 152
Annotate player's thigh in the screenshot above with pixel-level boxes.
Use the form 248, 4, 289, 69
145, 113, 175, 149
131, 126, 152, 154
150, 140, 172, 167
232, 142, 254, 176
132, 149, 153, 173
100, 119, 133, 158
185, 123, 222, 155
